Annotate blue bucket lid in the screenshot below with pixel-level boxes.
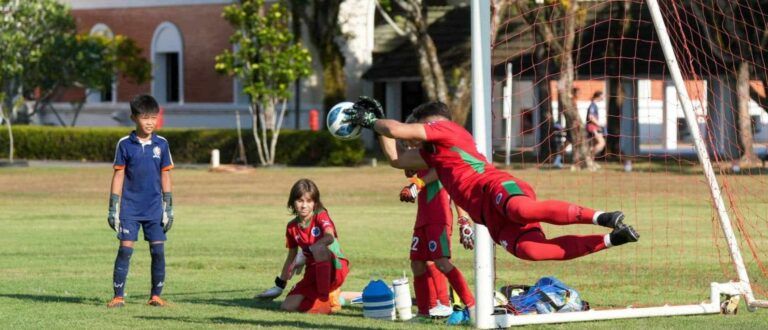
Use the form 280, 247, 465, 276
362, 279, 393, 301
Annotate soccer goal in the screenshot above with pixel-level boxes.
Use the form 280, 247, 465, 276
471, 0, 768, 327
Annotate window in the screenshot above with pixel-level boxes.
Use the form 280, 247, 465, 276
151, 22, 184, 103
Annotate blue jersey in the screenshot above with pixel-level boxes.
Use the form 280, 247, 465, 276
586, 102, 599, 124
113, 131, 174, 221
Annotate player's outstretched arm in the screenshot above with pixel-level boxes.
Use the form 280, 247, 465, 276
379, 135, 428, 170
373, 119, 427, 141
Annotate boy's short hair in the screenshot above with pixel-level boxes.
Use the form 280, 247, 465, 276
130, 94, 160, 116
592, 91, 603, 100
411, 101, 452, 121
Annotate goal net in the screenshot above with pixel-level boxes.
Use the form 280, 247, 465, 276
482, 0, 768, 326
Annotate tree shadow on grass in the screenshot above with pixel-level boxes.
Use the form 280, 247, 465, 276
178, 297, 279, 310
0, 294, 102, 305
161, 288, 254, 297
136, 315, 382, 330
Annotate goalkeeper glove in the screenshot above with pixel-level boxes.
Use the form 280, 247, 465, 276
255, 276, 287, 300
399, 177, 425, 203
162, 192, 174, 233
344, 96, 384, 129
458, 216, 475, 250
107, 193, 120, 231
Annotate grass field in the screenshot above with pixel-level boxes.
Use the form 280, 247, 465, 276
1, 163, 767, 329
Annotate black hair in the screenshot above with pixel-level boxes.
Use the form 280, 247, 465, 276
411, 101, 452, 121
592, 91, 603, 100
287, 178, 324, 215
130, 94, 160, 116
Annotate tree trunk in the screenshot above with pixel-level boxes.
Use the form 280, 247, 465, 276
249, 104, 267, 166
558, 3, 592, 170
737, 61, 758, 164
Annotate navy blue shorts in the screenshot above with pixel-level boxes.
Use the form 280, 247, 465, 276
117, 219, 166, 242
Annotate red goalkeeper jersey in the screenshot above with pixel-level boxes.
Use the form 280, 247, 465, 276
285, 209, 346, 264
419, 120, 522, 225
414, 169, 453, 229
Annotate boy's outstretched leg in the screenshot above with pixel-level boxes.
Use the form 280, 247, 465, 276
148, 242, 167, 307
505, 195, 638, 232
510, 228, 638, 261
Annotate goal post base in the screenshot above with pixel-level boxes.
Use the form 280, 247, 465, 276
490, 281, 750, 328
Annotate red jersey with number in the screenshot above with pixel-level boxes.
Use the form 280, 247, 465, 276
285, 209, 347, 264
419, 120, 521, 225
414, 169, 453, 228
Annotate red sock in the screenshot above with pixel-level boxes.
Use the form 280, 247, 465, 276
444, 267, 475, 307
507, 196, 596, 225
427, 263, 450, 306
515, 231, 607, 261
414, 272, 431, 315
314, 261, 332, 299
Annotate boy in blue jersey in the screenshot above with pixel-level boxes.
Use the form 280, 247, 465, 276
107, 94, 174, 308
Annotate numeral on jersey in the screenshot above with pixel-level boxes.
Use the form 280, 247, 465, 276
411, 237, 419, 251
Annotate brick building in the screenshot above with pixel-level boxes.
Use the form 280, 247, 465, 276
49, 0, 375, 129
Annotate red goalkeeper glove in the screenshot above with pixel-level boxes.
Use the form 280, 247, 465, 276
399, 177, 425, 203
458, 216, 475, 250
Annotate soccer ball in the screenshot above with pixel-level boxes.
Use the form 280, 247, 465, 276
327, 101, 361, 140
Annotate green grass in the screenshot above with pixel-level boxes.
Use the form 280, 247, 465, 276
1, 165, 767, 329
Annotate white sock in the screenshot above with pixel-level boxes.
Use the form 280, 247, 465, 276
593, 211, 604, 225
604, 234, 613, 248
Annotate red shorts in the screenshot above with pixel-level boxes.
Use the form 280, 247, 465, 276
288, 258, 349, 312
586, 123, 601, 135
410, 224, 452, 261
483, 175, 536, 218
494, 221, 543, 257
480, 175, 541, 250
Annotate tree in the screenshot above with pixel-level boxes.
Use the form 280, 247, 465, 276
216, 0, 312, 166
0, 0, 74, 162
289, 0, 346, 112
689, 0, 768, 164
378, 1, 469, 125
23, 34, 150, 127
0, 0, 150, 164
516, 0, 594, 169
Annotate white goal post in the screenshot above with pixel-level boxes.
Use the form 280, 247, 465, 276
470, 0, 768, 328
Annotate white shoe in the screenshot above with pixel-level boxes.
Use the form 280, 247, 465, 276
429, 302, 453, 318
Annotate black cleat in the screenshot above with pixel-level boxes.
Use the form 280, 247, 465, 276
609, 225, 640, 246
597, 211, 625, 229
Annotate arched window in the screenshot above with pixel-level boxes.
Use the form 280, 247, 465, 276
87, 23, 116, 103
151, 22, 184, 104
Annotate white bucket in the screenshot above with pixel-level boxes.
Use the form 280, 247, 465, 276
392, 277, 413, 321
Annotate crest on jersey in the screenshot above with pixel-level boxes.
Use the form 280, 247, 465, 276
496, 193, 503, 205
153, 146, 161, 159
311, 226, 321, 237
428, 240, 438, 252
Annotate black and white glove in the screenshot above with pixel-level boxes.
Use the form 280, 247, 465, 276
344, 96, 385, 129
255, 276, 287, 300
162, 192, 174, 233
107, 193, 120, 231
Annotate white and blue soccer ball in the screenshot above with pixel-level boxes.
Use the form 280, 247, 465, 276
327, 101, 361, 140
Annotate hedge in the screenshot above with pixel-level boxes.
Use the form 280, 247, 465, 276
0, 126, 365, 166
